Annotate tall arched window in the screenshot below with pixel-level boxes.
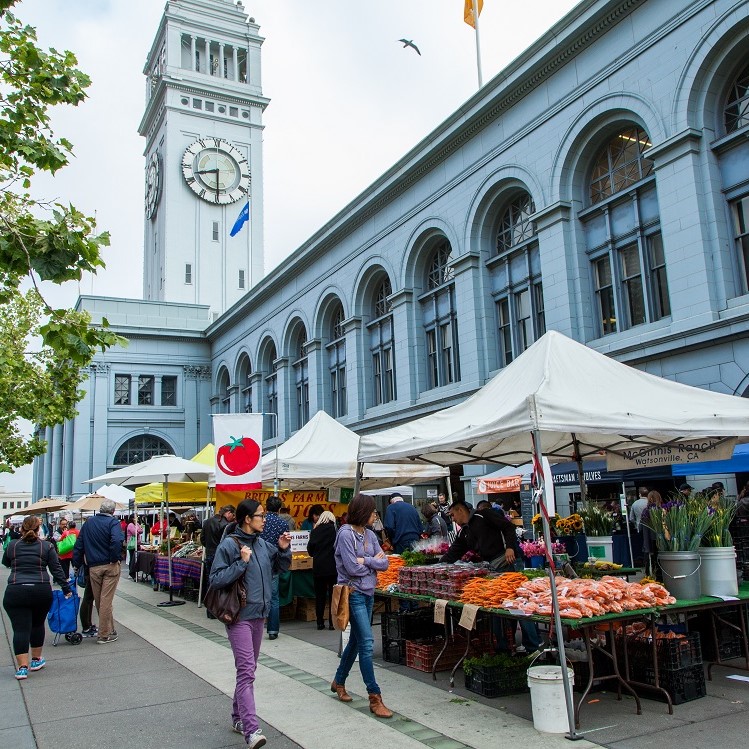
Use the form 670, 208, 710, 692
292, 328, 309, 430
217, 368, 231, 412
238, 354, 252, 413
327, 303, 347, 418
262, 342, 278, 439
722, 63, 749, 294
581, 126, 669, 336
113, 435, 172, 466
725, 62, 749, 134
421, 240, 460, 390
488, 191, 544, 367
368, 277, 395, 406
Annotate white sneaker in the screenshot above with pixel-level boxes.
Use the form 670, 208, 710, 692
247, 729, 267, 748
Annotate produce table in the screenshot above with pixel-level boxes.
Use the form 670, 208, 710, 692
154, 554, 203, 589
134, 551, 157, 580
279, 569, 315, 607
375, 583, 749, 727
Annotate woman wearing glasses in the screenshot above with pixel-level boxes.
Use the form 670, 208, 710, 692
210, 500, 292, 749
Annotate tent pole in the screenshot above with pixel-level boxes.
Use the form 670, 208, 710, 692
158, 475, 185, 607
353, 461, 363, 497
571, 433, 588, 514
197, 485, 212, 609
622, 482, 634, 567
532, 429, 578, 739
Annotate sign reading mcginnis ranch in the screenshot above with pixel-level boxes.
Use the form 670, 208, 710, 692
605, 438, 737, 471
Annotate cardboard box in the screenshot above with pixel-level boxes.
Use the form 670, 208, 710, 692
280, 597, 297, 622
296, 597, 328, 622
290, 553, 313, 571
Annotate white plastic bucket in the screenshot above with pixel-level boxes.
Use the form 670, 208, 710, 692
527, 665, 574, 733
586, 535, 613, 562
698, 546, 738, 597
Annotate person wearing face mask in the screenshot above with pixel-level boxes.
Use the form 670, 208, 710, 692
210, 500, 292, 749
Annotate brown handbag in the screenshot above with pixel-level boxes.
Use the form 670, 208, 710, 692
204, 537, 247, 625
331, 583, 352, 631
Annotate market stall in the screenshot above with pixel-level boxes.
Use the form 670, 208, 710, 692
359, 330, 749, 737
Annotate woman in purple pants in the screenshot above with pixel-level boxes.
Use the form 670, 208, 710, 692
210, 500, 291, 749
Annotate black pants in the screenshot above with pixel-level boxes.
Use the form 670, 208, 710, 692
3, 583, 53, 656
127, 549, 137, 579
313, 574, 336, 626
59, 558, 71, 578
80, 579, 95, 630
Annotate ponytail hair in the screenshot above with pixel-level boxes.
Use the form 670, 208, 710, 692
21, 516, 41, 543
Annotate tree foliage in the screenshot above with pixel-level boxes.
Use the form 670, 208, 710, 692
0, 1, 125, 472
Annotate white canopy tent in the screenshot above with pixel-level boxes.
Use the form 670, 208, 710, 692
359, 331, 749, 466
358, 330, 749, 737
262, 410, 449, 490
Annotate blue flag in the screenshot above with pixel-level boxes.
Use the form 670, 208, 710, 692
230, 201, 250, 237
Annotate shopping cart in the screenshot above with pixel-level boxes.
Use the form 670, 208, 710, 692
47, 581, 83, 646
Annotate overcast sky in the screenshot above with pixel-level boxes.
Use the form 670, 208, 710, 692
4, 0, 580, 492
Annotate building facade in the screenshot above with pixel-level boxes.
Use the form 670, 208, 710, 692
33, 0, 749, 498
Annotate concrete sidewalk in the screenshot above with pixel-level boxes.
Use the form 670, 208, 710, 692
0, 566, 595, 749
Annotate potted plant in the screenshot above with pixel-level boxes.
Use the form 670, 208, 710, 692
644, 495, 713, 599
578, 502, 615, 562
698, 493, 738, 596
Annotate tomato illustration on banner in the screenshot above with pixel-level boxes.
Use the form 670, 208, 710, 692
213, 413, 264, 491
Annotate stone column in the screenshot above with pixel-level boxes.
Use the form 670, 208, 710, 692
303, 338, 322, 417
388, 289, 416, 402
451, 251, 485, 388
191, 36, 197, 71
273, 356, 290, 441
42, 426, 53, 498
62, 419, 74, 498
342, 316, 363, 418
233, 47, 239, 81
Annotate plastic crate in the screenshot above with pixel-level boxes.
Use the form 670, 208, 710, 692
693, 607, 745, 661
382, 638, 406, 665
464, 665, 528, 697
381, 609, 439, 641
405, 637, 468, 672
623, 633, 702, 677
571, 652, 613, 693
642, 664, 706, 704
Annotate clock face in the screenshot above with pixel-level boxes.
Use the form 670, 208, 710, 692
144, 152, 161, 219
181, 137, 250, 205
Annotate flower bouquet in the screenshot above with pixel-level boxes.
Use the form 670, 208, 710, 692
531, 512, 560, 535
556, 513, 584, 536
578, 502, 614, 537
644, 496, 713, 552
701, 493, 737, 547
519, 539, 566, 557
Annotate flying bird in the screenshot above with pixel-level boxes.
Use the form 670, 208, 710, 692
398, 39, 421, 56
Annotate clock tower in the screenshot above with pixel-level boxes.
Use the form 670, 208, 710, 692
139, 0, 267, 315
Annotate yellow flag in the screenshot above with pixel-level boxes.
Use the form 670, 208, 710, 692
464, 0, 484, 28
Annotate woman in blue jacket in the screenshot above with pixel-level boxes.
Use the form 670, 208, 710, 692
210, 500, 291, 749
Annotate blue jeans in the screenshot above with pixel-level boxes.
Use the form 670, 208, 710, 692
266, 574, 280, 635
334, 591, 380, 695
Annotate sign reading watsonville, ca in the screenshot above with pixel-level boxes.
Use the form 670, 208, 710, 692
605, 438, 737, 471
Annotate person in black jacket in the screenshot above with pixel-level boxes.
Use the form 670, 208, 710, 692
201, 505, 236, 618
3, 515, 72, 679
306, 510, 337, 630
441, 500, 516, 568
72, 499, 124, 644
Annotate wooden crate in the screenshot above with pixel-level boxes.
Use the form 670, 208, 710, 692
280, 597, 297, 622
296, 597, 328, 622
290, 553, 313, 571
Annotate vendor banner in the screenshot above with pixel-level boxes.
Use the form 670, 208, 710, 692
214, 488, 346, 524
213, 414, 263, 491
606, 437, 737, 471
477, 475, 522, 494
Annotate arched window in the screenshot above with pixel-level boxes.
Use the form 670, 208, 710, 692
217, 368, 231, 413
368, 277, 395, 406
292, 328, 309, 430
725, 62, 749, 134
262, 342, 278, 439
589, 127, 654, 205
327, 303, 347, 418
489, 191, 544, 367
113, 435, 172, 466
421, 240, 460, 390
238, 355, 252, 413
582, 126, 669, 336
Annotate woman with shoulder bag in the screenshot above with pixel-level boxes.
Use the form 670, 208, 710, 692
2, 515, 72, 679
210, 500, 292, 749
330, 494, 392, 718
307, 510, 337, 630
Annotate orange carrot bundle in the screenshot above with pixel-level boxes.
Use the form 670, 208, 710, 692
458, 572, 527, 607
376, 555, 405, 589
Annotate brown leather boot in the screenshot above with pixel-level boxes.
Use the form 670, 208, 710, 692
368, 693, 393, 718
330, 680, 352, 702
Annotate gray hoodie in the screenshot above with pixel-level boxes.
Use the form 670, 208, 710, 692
209, 528, 291, 621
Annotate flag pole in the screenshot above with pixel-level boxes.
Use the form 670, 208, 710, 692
472, 0, 483, 88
